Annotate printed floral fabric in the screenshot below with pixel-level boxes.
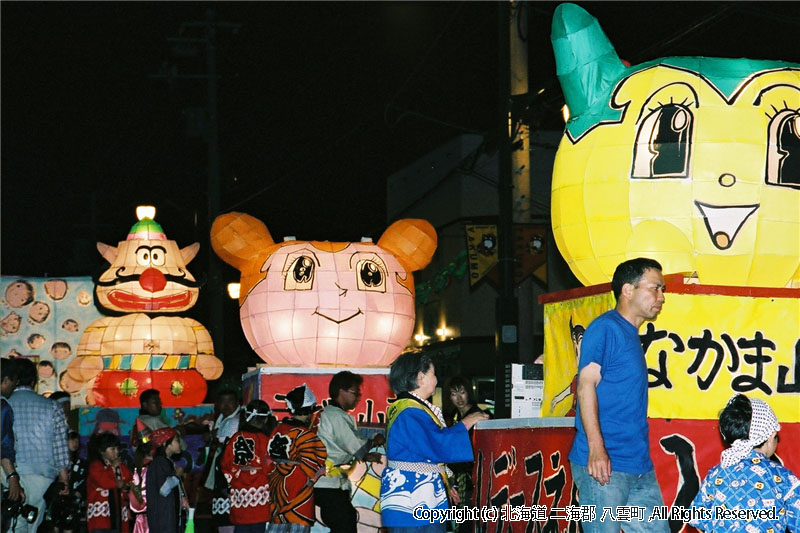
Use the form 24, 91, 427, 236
690, 450, 800, 532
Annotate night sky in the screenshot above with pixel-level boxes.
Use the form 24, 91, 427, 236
3, 2, 800, 371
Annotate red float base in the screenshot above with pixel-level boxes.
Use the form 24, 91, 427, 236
92, 369, 208, 407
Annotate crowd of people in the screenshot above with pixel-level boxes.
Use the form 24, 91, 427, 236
0, 357, 489, 533
1, 257, 798, 533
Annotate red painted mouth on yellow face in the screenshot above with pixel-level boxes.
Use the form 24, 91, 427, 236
107, 290, 192, 311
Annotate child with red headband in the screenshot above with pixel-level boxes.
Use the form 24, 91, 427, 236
220, 400, 277, 532
145, 428, 187, 533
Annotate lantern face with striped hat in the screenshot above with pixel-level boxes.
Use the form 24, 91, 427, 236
67, 213, 224, 407
95, 218, 201, 313
211, 213, 437, 367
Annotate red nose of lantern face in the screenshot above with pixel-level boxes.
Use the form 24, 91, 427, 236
139, 267, 167, 293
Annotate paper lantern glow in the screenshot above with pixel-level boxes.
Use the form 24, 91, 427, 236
67, 216, 223, 406
211, 212, 437, 367
550, 3, 800, 288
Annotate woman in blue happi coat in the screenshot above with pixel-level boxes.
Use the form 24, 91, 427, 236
380, 351, 488, 532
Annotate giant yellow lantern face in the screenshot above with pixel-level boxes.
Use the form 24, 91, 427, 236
95, 219, 201, 312
211, 213, 437, 367
551, 3, 800, 288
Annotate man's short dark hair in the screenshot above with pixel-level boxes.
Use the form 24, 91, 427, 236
329, 371, 364, 399
139, 389, 160, 405
217, 388, 239, 403
389, 350, 434, 394
12, 357, 37, 388
719, 394, 753, 446
1, 357, 19, 382
611, 258, 663, 300
50, 391, 70, 403
445, 375, 476, 404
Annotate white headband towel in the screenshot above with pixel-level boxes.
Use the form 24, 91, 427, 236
720, 396, 780, 468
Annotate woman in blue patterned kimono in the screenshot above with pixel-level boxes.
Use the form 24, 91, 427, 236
380, 351, 488, 532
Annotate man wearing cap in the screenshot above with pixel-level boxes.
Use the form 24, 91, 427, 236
690, 395, 799, 533
267, 384, 327, 533
314, 371, 384, 533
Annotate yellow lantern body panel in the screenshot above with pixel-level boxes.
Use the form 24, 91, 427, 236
551, 4, 800, 288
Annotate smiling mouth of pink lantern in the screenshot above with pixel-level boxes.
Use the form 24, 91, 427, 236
312, 308, 364, 324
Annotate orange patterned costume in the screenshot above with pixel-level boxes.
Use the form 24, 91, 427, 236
266, 418, 327, 526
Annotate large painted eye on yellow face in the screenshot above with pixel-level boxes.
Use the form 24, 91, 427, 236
135, 246, 167, 267
355, 257, 388, 292
766, 109, 800, 189
757, 83, 800, 190
283, 253, 316, 291
632, 83, 698, 179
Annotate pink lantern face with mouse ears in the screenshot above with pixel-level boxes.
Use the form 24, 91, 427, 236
211, 213, 437, 368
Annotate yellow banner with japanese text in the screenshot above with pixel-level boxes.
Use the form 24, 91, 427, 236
465, 225, 498, 286
543, 284, 800, 422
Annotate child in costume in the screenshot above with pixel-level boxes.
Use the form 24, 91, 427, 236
266, 385, 327, 533
220, 400, 277, 532
129, 421, 154, 533
145, 427, 187, 533
690, 394, 800, 532
86, 432, 132, 532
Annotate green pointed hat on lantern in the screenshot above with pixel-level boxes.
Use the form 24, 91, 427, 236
551, 2, 626, 138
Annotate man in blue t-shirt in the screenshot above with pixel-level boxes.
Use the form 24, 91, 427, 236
568, 257, 669, 533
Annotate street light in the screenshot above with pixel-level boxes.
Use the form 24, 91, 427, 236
226, 283, 240, 299
136, 205, 156, 220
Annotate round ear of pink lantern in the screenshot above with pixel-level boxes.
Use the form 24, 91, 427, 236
211, 212, 275, 269
377, 219, 437, 272
211, 212, 276, 304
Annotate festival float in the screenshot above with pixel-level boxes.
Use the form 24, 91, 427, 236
473, 4, 800, 533
65, 209, 224, 407
211, 212, 436, 531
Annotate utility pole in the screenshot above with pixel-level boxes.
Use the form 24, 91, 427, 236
510, 2, 531, 225
152, 10, 240, 374
494, 0, 521, 420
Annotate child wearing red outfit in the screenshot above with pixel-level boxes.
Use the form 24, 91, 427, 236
220, 400, 277, 533
266, 385, 327, 533
86, 432, 132, 533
